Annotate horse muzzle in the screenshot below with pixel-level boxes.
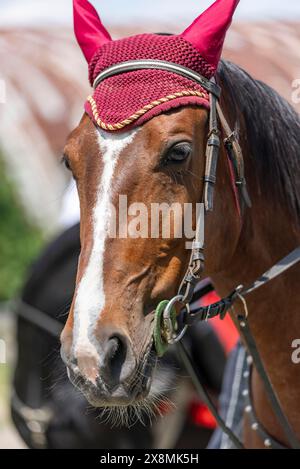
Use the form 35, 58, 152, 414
60, 328, 154, 407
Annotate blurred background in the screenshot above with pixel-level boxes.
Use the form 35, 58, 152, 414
0, 0, 299, 448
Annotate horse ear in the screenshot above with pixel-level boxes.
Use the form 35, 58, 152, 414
181, 0, 239, 69
73, 0, 112, 63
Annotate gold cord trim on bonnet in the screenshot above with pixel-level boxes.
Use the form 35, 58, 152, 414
87, 91, 208, 131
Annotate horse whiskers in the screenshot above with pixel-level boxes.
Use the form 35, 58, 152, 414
169, 168, 179, 186
178, 169, 199, 193
126, 342, 155, 389
181, 168, 201, 180
94, 393, 169, 428
39, 347, 62, 369
127, 351, 175, 397
56, 298, 73, 319
90, 362, 177, 428
180, 168, 201, 192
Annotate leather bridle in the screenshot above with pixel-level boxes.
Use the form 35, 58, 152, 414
94, 59, 300, 449
93, 58, 252, 311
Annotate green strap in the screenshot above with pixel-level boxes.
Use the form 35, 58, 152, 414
153, 300, 177, 357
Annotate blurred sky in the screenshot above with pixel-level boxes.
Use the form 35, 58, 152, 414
1, 0, 300, 27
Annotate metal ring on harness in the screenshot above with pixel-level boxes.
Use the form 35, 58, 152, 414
153, 295, 188, 357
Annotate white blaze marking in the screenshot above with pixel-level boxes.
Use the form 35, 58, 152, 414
73, 128, 138, 359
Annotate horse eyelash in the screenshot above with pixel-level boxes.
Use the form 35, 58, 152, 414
159, 140, 193, 167
61, 155, 78, 182
61, 155, 71, 171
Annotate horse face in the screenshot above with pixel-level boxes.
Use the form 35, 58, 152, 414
60, 107, 208, 408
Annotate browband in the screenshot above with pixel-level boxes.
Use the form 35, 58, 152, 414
93, 59, 221, 98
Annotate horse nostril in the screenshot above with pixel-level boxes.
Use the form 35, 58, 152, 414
103, 336, 127, 387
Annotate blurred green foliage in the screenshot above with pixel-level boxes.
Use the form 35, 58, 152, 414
0, 155, 44, 301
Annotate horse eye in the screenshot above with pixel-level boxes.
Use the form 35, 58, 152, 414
165, 142, 192, 163
62, 155, 71, 171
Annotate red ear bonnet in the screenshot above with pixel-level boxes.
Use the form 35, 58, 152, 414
73, 0, 111, 63
181, 0, 240, 69
73, 0, 239, 131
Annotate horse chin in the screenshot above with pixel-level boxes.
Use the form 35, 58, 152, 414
81, 378, 153, 409
80, 359, 174, 426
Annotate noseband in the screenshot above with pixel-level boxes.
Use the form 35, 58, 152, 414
93, 60, 300, 449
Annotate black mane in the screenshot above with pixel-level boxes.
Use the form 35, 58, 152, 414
218, 60, 300, 221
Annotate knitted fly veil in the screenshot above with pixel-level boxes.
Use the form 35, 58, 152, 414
74, 0, 239, 132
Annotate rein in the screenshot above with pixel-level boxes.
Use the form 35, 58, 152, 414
171, 247, 300, 449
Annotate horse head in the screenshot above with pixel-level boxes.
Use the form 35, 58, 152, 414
60, 0, 241, 411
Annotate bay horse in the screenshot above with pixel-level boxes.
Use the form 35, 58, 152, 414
60, 0, 300, 448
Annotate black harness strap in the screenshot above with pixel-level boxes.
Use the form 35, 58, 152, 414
237, 315, 300, 449
203, 91, 221, 211
177, 246, 300, 449
216, 102, 251, 210
244, 362, 287, 449
242, 246, 300, 295
186, 287, 240, 323
177, 340, 244, 449
187, 247, 300, 324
